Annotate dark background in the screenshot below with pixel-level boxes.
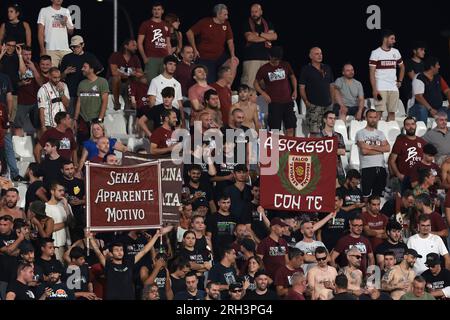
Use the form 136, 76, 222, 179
1, 0, 449, 93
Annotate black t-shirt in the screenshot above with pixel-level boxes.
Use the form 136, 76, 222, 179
170, 274, 187, 296
380, 198, 417, 220
242, 203, 270, 241
60, 177, 85, 217
61, 264, 90, 293
336, 186, 364, 220
153, 268, 168, 300
208, 263, 237, 297
104, 258, 135, 300
221, 125, 252, 165
185, 182, 214, 209
35, 256, 64, 276
0, 54, 19, 93
319, 210, 350, 252
6, 280, 36, 300
242, 19, 275, 61
206, 212, 237, 254
25, 181, 46, 214
137, 104, 181, 129
331, 292, 358, 300
118, 233, 152, 278
60, 51, 103, 97
214, 162, 238, 200
374, 240, 408, 264
283, 230, 303, 249
403, 58, 425, 98
40, 157, 64, 192
36, 281, 75, 300
422, 268, 450, 296
224, 184, 253, 224
0, 232, 17, 282
298, 63, 334, 106
174, 289, 206, 300
243, 289, 279, 300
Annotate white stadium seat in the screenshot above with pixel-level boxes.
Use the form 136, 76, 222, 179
416, 121, 427, 137
104, 110, 135, 141
349, 120, 367, 142
107, 94, 126, 112
378, 120, 401, 145
17, 183, 27, 210
349, 144, 360, 171
12, 136, 35, 161
334, 119, 351, 151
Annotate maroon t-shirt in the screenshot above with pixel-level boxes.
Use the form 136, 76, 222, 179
91, 155, 105, 163
285, 290, 305, 300
129, 80, 149, 110
256, 236, 289, 279
174, 62, 195, 97
274, 265, 304, 288
255, 61, 294, 104
138, 19, 170, 58
391, 135, 426, 176
17, 63, 41, 105
190, 17, 233, 60
334, 234, 373, 275
360, 212, 389, 251
210, 82, 231, 125
410, 162, 441, 183
39, 128, 77, 161
107, 52, 142, 79
150, 126, 173, 148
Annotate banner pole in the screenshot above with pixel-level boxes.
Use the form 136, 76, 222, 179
85, 161, 90, 256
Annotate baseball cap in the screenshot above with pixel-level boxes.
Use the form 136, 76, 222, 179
425, 253, 441, 267
254, 270, 270, 278
405, 248, 422, 259
270, 217, 288, 228
70, 35, 84, 47
229, 282, 243, 292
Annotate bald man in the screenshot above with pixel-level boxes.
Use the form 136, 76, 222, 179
299, 47, 335, 134
241, 3, 278, 88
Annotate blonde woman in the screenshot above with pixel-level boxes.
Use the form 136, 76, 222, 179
76, 121, 127, 175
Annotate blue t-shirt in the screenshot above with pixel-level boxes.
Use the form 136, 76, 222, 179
83, 138, 117, 160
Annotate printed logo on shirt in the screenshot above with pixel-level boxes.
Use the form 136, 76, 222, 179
348, 243, 367, 254
268, 245, 287, 257
151, 28, 167, 49
26, 290, 35, 299
50, 289, 69, 299
268, 68, 286, 82
405, 146, 421, 167
222, 25, 227, 31
224, 272, 236, 285
59, 137, 71, 150
52, 14, 66, 28
73, 186, 80, 195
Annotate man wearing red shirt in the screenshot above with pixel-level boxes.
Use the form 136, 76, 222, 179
361, 195, 389, 251
389, 117, 426, 192
137, 2, 171, 82
186, 4, 237, 83
254, 46, 297, 136
210, 61, 238, 126
150, 109, 179, 158
256, 217, 289, 279
410, 143, 441, 191
284, 272, 306, 300
174, 45, 195, 97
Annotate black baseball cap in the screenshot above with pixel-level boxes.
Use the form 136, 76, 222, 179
405, 248, 422, 259
229, 282, 243, 292
425, 253, 441, 267
254, 270, 270, 278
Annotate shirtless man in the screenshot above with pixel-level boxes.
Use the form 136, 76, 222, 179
0, 188, 26, 220
340, 248, 364, 296
230, 84, 261, 130
307, 246, 338, 300
441, 157, 450, 228
381, 248, 419, 300
203, 89, 223, 127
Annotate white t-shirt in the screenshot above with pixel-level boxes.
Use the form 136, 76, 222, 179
369, 47, 403, 91
147, 74, 183, 108
37, 6, 74, 51
407, 233, 449, 275
37, 82, 70, 127
45, 202, 71, 247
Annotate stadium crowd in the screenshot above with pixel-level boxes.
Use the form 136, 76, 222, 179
0, 0, 450, 301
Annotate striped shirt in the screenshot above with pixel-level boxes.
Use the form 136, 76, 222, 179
37, 82, 69, 127
369, 47, 403, 91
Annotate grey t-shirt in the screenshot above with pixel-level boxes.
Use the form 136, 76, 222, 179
334, 77, 364, 107
355, 128, 387, 169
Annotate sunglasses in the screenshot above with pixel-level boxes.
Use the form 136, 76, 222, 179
349, 255, 362, 259
231, 289, 243, 293
352, 224, 363, 227
316, 257, 327, 261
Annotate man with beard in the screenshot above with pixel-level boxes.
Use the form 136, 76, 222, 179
184, 164, 216, 214
381, 190, 416, 241
40, 139, 64, 191
295, 220, 325, 272
274, 247, 304, 298
356, 109, 390, 199
241, 3, 277, 89
74, 60, 109, 144
0, 188, 25, 220
205, 281, 221, 300
37, 67, 69, 130
59, 160, 85, 241
6, 263, 51, 300
389, 117, 425, 192
203, 89, 223, 127
107, 38, 143, 110
369, 29, 405, 122
361, 195, 389, 250
147, 55, 184, 119
150, 109, 180, 158
188, 66, 213, 123
244, 270, 278, 300
221, 109, 253, 167
375, 220, 408, 269
61, 35, 103, 115
340, 248, 364, 297
381, 249, 419, 300
336, 169, 365, 220
137, 86, 181, 139
224, 165, 253, 224
422, 253, 450, 300
174, 271, 206, 300
174, 45, 195, 97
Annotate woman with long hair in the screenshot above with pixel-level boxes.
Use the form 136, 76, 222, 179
0, 4, 32, 47
164, 13, 182, 56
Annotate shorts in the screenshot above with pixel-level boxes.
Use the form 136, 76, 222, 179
144, 57, 164, 83
361, 167, 387, 198
13, 104, 37, 134
268, 101, 297, 130
305, 103, 333, 134
374, 91, 399, 113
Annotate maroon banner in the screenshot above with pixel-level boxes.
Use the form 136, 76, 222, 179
260, 134, 337, 213
86, 161, 162, 231
122, 152, 182, 224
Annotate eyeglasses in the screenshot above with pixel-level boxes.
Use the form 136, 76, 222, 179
231, 289, 243, 293
349, 255, 362, 259
316, 257, 327, 261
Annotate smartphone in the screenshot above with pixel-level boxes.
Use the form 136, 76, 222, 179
377, 94, 383, 101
